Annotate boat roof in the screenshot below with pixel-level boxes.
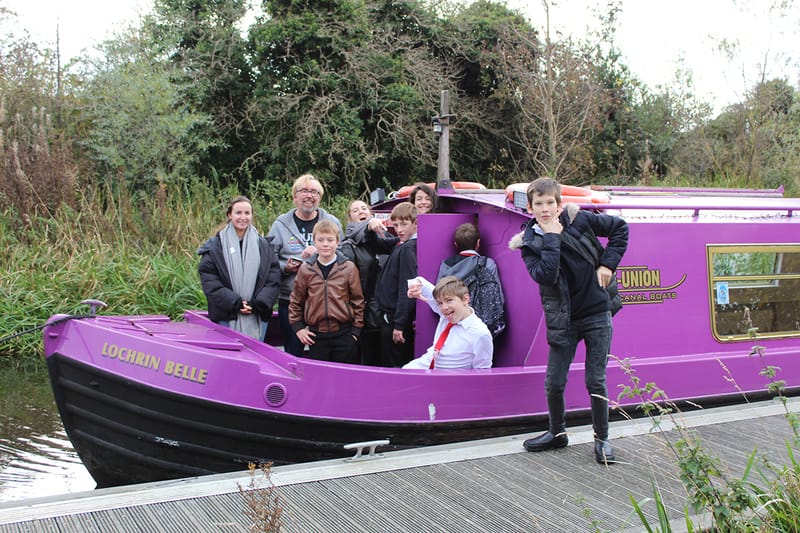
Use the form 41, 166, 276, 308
423, 184, 800, 221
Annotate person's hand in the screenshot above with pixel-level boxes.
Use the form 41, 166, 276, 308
539, 213, 563, 234
301, 245, 316, 259
407, 278, 428, 301
286, 258, 301, 273
240, 300, 253, 315
392, 328, 405, 344
367, 218, 386, 235
297, 327, 316, 345
597, 265, 613, 288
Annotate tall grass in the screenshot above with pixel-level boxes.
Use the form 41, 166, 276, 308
0, 178, 313, 372
618, 330, 800, 531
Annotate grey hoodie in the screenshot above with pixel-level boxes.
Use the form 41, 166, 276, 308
267, 207, 343, 300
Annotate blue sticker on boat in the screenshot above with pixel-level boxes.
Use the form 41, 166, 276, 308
716, 282, 729, 305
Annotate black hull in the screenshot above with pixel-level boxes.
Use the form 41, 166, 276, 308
47, 354, 544, 487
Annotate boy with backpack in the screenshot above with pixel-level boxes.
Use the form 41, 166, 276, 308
438, 223, 506, 337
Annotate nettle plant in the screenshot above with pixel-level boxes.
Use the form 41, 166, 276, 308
615, 327, 800, 532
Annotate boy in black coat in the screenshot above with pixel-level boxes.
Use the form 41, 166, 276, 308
511, 178, 628, 464
365, 203, 418, 367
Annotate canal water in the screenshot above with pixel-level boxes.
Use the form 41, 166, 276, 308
0, 372, 96, 503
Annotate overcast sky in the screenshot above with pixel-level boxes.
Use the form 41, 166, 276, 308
4, 0, 799, 113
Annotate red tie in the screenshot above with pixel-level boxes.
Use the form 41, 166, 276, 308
430, 322, 455, 369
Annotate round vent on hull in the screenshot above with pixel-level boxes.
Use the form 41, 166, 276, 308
264, 383, 287, 407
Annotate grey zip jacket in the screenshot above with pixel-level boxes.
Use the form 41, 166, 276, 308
267, 207, 343, 300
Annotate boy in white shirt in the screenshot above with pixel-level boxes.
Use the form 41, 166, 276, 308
402, 276, 493, 369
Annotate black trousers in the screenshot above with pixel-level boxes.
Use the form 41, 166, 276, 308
306, 329, 359, 364
378, 320, 415, 367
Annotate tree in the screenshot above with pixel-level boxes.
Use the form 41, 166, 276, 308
248, 0, 463, 196
487, 1, 608, 183
79, 30, 210, 192
0, 16, 79, 217
684, 78, 799, 188
143, 0, 256, 187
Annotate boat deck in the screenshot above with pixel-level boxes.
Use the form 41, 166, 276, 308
1, 397, 798, 532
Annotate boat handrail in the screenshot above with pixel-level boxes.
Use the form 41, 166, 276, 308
589, 184, 785, 197
562, 201, 798, 217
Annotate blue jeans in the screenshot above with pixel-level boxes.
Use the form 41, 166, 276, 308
278, 300, 304, 356
544, 311, 612, 439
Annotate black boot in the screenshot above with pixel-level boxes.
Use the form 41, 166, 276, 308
594, 439, 616, 464
590, 395, 615, 463
524, 393, 568, 452
524, 430, 568, 452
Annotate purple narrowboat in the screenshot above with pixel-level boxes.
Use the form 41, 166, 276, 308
43, 183, 800, 487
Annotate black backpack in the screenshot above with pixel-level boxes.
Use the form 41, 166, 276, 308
461, 256, 506, 337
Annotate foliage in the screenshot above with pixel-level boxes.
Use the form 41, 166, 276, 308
79, 31, 212, 192
0, 28, 80, 217
488, 4, 606, 183
248, 0, 453, 196
143, 0, 258, 188
616, 324, 800, 531
238, 462, 283, 532
673, 78, 800, 193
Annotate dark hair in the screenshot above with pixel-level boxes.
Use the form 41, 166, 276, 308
227, 196, 253, 216
526, 177, 561, 206
453, 222, 480, 252
408, 182, 438, 213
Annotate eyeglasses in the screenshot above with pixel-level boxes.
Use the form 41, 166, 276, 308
297, 188, 321, 197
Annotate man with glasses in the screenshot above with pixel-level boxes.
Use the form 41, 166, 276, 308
268, 174, 343, 355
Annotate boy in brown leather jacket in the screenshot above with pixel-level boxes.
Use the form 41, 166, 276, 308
289, 219, 365, 363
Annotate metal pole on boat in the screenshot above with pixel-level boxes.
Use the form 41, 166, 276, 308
433, 90, 455, 193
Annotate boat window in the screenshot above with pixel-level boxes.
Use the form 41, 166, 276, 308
708, 244, 800, 341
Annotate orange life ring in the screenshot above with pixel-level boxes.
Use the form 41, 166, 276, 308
452, 181, 486, 191
505, 183, 610, 204
397, 181, 485, 198
560, 184, 592, 197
